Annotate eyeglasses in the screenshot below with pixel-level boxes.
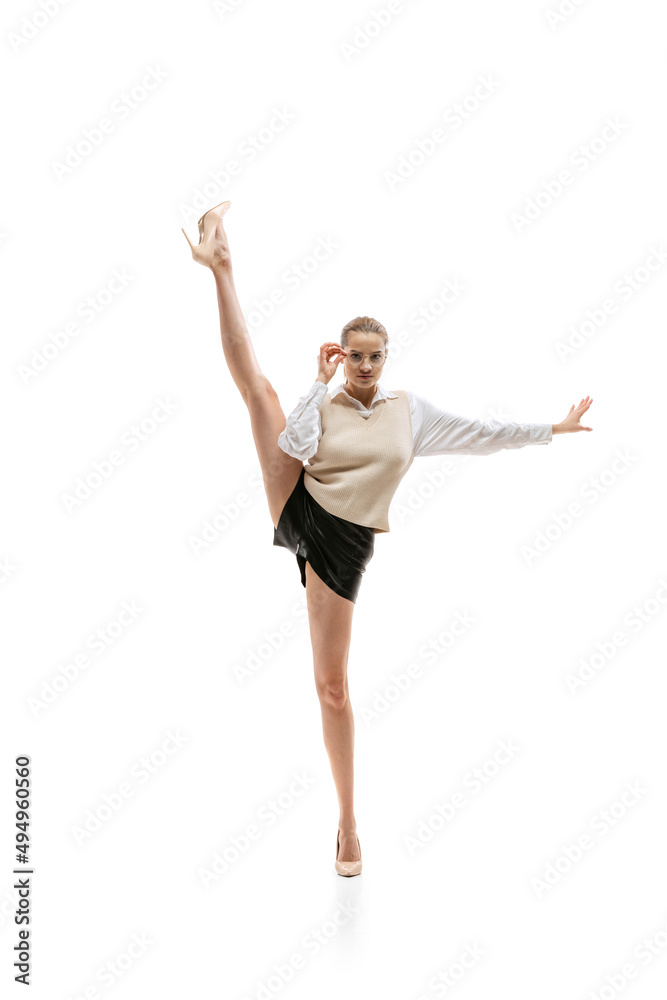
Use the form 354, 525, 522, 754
344, 351, 387, 368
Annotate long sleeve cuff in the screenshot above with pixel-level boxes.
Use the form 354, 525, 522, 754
530, 423, 553, 445
310, 380, 328, 399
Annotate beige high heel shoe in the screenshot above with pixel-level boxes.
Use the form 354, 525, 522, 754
335, 828, 362, 877
181, 200, 231, 268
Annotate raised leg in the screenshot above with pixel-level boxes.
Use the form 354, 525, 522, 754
209, 230, 303, 528
305, 561, 361, 864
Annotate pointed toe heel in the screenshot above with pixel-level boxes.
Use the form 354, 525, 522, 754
335, 828, 362, 877
181, 200, 231, 268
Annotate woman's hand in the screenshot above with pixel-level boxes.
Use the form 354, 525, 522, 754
554, 396, 594, 433
316, 342, 347, 385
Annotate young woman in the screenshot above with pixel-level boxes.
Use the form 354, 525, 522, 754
182, 201, 594, 877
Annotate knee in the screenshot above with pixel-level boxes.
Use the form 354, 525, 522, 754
243, 374, 275, 404
317, 678, 348, 710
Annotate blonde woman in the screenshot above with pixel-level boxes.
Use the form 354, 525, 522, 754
182, 201, 594, 877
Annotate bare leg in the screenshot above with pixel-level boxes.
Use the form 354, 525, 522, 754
305, 561, 360, 863
195, 213, 360, 858
207, 223, 302, 526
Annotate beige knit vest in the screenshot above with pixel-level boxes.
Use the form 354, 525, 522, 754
303, 389, 414, 533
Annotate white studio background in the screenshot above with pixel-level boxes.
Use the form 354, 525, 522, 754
2, 1, 666, 998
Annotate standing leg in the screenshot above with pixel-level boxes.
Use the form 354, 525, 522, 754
305, 561, 361, 863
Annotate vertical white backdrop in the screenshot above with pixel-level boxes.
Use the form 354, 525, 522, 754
2, 0, 666, 997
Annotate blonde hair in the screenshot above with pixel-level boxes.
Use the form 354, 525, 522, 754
340, 316, 389, 350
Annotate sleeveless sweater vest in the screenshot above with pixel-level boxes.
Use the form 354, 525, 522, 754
303, 389, 414, 533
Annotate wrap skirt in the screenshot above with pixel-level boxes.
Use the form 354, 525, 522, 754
273, 467, 376, 604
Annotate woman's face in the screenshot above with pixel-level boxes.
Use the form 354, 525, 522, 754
343, 332, 387, 389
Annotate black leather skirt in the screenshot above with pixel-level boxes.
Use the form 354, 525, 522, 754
273, 467, 375, 604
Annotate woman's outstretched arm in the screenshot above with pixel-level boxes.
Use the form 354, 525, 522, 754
411, 393, 593, 458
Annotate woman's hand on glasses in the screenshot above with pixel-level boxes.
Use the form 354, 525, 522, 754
316, 343, 347, 385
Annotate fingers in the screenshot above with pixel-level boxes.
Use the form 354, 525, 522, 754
318, 343, 347, 375
320, 342, 346, 352
570, 396, 593, 415
320, 343, 347, 359
326, 346, 346, 360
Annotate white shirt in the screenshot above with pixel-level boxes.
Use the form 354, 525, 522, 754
277, 380, 553, 460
